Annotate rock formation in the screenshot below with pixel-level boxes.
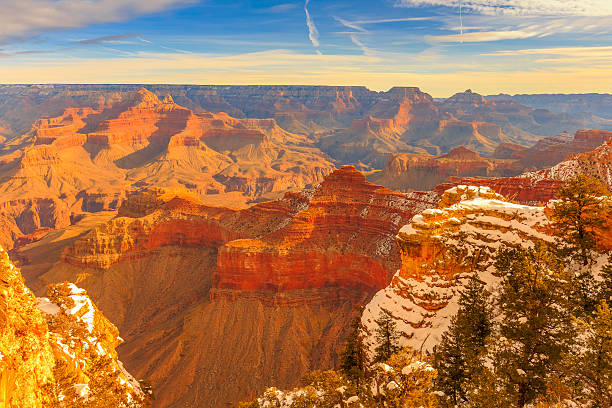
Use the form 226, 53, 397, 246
1, 85, 600, 170
521, 138, 612, 191
368, 146, 524, 191
0, 246, 144, 407
518, 129, 612, 169
0, 88, 334, 250
361, 185, 554, 353
27, 167, 438, 407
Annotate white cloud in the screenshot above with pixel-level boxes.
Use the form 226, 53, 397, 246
396, 0, 612, 16
483, 46, 612, 57
0, 0, 193, 41
2, 49, 612, 96
304, 0, 320, 47
334, 17, 367, 32
428, 29, 535, 42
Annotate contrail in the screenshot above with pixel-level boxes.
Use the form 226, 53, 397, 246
305, 0, 320, 48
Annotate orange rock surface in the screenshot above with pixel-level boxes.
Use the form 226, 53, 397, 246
435, 176, 562, 204
24, 168, 438, 407
215, 166, 438, 296
519, 129, 612, 168
0, 88, 334, 250
369, 146, 524, 191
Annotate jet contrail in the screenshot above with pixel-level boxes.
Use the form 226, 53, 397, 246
305, 0, 320, 48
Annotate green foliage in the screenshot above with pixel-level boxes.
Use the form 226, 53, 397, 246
551, 175, 610, 266
598, 261, 612, 305
339, 316, 368, 384
565, 300, 612, 407
490, 244, 574, 407
374, 310, 400, 363
434, 275, 492, 406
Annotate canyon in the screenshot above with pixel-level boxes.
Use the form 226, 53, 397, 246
18, 167, 437, 407
2, 85, 612, 407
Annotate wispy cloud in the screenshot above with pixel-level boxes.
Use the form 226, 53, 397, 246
428, 29, 536, 42
304, 0, 320, 48
483, 46, 612, 57
0, 0, 194, 42
72, 33, 140, 46
3, 49, 612, 96
350, 34, 372, 55
396, 0, 612, 16
334, 17, 367, 32
260, 3, 298, 13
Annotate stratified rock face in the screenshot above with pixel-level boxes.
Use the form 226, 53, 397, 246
491, 142, 528, 159
369, 146, 525, 191
522, 138, 612, 191
33, 168, 439, 408
215, 166, 439, 297
435, 176, 562, 205
486, 93, 612, 120
0, 247, 144, 407
361, 186, 553, 353
519, 129, 612, 169
0, 88, 334, 250
2, 85, 598, 173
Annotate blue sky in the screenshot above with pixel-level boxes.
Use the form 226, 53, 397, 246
1, 0, 611, 96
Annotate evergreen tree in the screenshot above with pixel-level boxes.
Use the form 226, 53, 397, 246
340, 316, 368, 384
491, 244, 574, 407
551, 175, 610, 266
598, 261, 612, 304
567, 300, 612, 407
434, 275, 492, 406
374, 310, 400, 363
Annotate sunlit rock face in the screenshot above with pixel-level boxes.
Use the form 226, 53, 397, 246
37, 167, 439, 407
0, 87, 334, 250
362, 185, 553, 353
0, 247, 143, 407
369, 146, 525, 191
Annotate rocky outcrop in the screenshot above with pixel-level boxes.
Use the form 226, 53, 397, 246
491, 142, 528, 159
435, 176, 562, 204
361, 185, 553, 352
369, 146, 524, 191
215, 166, 438, 299
0, 247, 144, 407
486, 93, 612, 121
521, 138, 612, 191
0, 88, 334, 249
0, 198, 71, 250
519, 129, 612, 169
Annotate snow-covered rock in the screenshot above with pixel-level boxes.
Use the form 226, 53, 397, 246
362, 185, 554, 353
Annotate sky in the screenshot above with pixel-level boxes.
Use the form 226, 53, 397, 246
0, 0, 611, 96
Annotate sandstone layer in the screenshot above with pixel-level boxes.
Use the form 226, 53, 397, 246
0, 88, 334, 250
369, 146, 524, 191
30, 167, 438, 407
361, 185, 554, 353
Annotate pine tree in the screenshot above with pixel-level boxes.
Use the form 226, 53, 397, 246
491, 244, 574, 407
598, 261, 612, 304
434, 275, 492, 406
551, 175, 610, 266
567, 300, 612, 407
374, 310, 400, 363
340, 316, 368, 384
